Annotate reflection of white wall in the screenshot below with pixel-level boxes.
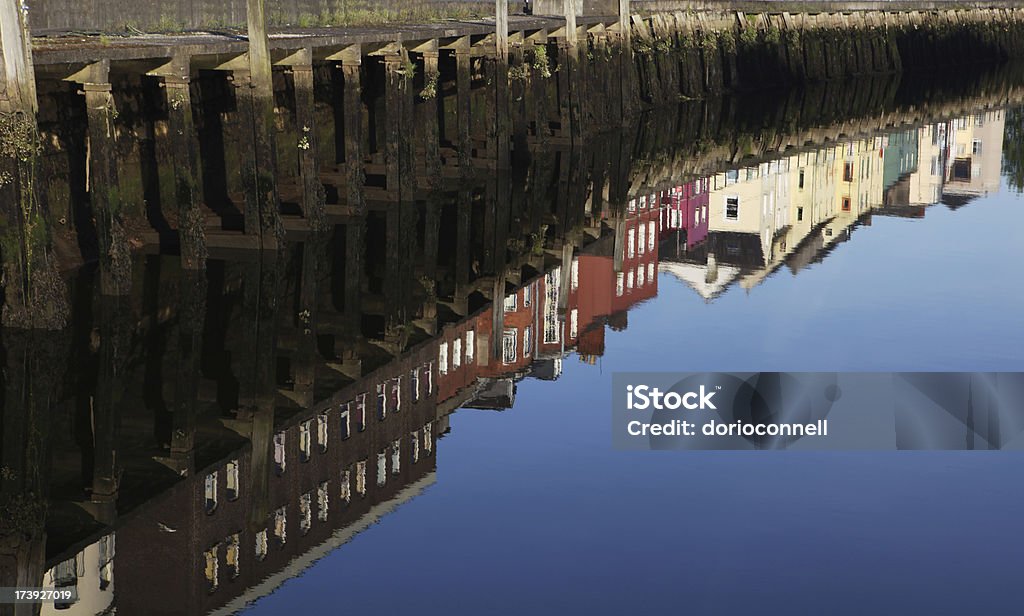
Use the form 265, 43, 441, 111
41, 534, 115, 616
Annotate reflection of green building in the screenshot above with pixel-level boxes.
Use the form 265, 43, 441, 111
883, 129, 920, 192
882, 128, 920, 206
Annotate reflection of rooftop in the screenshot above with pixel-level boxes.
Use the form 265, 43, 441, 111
940, 192, 981, 209
463, 378, 516, 411
658, 261, 741, 301
210, 473, 436, 616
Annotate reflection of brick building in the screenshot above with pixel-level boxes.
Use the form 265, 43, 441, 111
108, 341, 442, 615
43, 194, 669, 613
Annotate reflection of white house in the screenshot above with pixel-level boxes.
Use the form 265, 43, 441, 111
907, 111, 1005, 206
658, 261, 742, 302
41, 534, 116, 615
944, 110, 1005, 201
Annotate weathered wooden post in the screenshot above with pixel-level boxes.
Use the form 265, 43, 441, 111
0, 0, 36, 115
618, 0, 636, 119
496, 0, 511, 170
453, 38, 473, 172
1, 0, 69, 329
246, 0, 284, 246
150, 55, 208, 269
288, 48, 327, 232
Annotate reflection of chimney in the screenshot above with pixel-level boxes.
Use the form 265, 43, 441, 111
705, 252, 718, 284
608, 311, 628, 332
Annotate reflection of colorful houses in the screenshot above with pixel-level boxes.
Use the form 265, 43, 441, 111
659, 180, 709, 251
456, 200, 663, 409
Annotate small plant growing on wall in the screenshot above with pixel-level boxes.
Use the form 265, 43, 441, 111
531, 45, 552, 78
420, 71, 439, 100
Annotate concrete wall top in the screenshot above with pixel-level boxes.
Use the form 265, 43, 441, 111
22, 0, 1024, 36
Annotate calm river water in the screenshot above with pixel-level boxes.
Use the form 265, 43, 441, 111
13, 74, 1024, 616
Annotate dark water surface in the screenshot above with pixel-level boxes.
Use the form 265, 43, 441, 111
7, 73, 1024, 616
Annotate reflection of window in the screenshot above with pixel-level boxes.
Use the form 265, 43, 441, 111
205, 472, 218, 514
726, 197, 739, 220
424, 363, 433, 395
841, 197, 851, 212
502, 329, 517, 365
647, 263, 654, 282
453, 338, 462, 369
465, 332, 475, 365
439, 343, 449, 375
627, 270, 634, 290
377, 451, 387, 486
376, 383, 387, 421
424, 423, 433, 453
317, 482, 329, 522
204, 546, 218, 592
317, 413, 328, 453
637, 267, 645, 288
411, 431, 420, 463
355, 395, 367, 432
340, 469, 351, 503
355, 460, 367, 496
226, 534, 240, 579
299, 493, 311, 534
391, 439, 401, 475
503, 293, 517, 312
543, 270, 560, 344
340, 406, 351, 440
648, 221, 656, 251
226, 460, 239, 501
523, 326, 532, 358
571, 259, 579, 290
843, 161, 854, 182
523, 285, 532, 307
390, 377, 401, 412
797, 207, 804, 222
274, 507, 287, 546
638, 224, 646, 256
274, 432, 286, 475
798, 169, 805, 189
616, 272, 624, 297
972, 139, 982, 155
411, 369, 420, 402
299, 421, 311, 462
255, 530, 268, 561
570, 309, 578, 339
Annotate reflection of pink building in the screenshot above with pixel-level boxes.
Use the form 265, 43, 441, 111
660, 180, 709, 250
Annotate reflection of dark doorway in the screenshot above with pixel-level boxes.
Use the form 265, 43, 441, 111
952, 158, 972, 181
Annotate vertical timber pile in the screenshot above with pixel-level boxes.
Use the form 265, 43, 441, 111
290, 48, 327, 233
67, 60, 134, 296
151, 56, 207, 269
244, 0, 280, 532
246, 0, 284, 246
0, 0, 68, 328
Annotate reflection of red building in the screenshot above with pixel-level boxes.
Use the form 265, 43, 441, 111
63, 194, 671, 615
660, 180, 709, 250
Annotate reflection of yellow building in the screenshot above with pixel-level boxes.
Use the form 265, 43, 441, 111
945, 110, 1005, 201
907, 111, 1005, 206
907, 123, 946, 206
689, 110, 1007, 299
